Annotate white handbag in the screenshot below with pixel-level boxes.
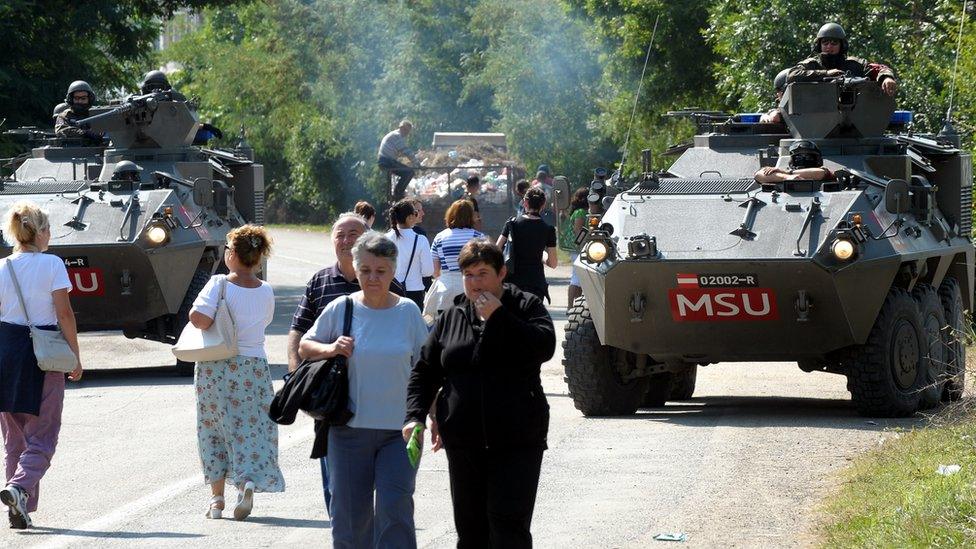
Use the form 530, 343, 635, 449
171, 275, 238, 362
5, 258, 78, 373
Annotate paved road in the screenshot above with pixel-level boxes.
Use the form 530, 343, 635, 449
2, 228, 923, 548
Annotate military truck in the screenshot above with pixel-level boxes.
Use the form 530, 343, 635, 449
560, 78, 973, 417
0, 90, 264, 375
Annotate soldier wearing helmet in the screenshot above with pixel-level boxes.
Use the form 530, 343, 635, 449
137, 70, 186, 101
759, 68, 791, 124
54, 80, 104, 143
112, 161, 143, 183
754, 140, 835, 183
787, 23, 897, 97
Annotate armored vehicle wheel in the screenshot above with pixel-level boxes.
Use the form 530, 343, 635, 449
913, 284, 948, 409
670, 366, 697, 400
642, 373, 672, 408
846, 288, 924, 417
939, 277, 966, 402
173, 268, 211, 377
563, 298, 650, 416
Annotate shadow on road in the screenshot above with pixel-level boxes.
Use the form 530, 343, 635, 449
16, 527, 203, 540
66, 364, 291, 388
246, 516, 331, 529
581, 395, 925, 430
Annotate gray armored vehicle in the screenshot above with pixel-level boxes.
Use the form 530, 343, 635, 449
1, 91, 264, 374
560, 78, 973, 417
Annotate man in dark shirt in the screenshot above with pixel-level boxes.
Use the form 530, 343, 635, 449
287, 211, 403, 515
787, 23, 897, 96
462, 175, 483, 232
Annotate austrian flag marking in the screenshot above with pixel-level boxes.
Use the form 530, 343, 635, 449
676, 273, 699, 287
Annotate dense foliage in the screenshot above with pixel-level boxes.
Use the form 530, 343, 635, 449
2, 0, 973, 221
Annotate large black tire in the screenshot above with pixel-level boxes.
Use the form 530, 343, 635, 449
563, 298, 650, 416
670, 366, 698, 400
173, 269, 211, 377
846, 288, 924, 417
642, 373, 673, 408
939, 277, 966, 401
913, 284, 948, 409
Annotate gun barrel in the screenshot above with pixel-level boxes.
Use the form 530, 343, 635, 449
78, 103, 136, 129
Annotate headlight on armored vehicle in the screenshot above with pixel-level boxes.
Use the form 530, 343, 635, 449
831, 238, 855, 261
145, 224, 170, 246
585, 241, 608, 263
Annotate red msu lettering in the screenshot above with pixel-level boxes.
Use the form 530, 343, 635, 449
67, 268, 105, 296
668, 287, 778, 321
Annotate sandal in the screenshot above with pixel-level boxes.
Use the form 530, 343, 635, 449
233, 481, 255, 521
206, 495, 224, 519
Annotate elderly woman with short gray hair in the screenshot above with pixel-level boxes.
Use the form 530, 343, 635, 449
299, 231, 428, 548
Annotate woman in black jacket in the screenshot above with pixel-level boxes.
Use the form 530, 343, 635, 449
403, 238, 555, 548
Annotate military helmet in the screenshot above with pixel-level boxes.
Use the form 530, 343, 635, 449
774, 69, 790, 93
65, 80, 96, 105
813, 23, 848, 54
113, 160, 143, 180
788, 140, 823, 169
140, 70, 171, 94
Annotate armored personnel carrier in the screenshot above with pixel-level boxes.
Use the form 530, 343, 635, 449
0, 91, 264, 374
560, 78, 973, 417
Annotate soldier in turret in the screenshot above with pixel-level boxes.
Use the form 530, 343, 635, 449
138, 69, 187, 101
787, 23, 897, 97
758, 69, 790, 124
54, 81, 103, 143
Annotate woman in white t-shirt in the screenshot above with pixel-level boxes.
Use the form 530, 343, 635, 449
188, 225, 284, 521
0, 201, 82, 530
386, 199, 434, 310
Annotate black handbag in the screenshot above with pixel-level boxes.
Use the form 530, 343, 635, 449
304, 296, 355, 425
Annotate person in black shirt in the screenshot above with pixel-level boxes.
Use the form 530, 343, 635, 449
404, 239, 555, 548
462, 175, 483, 232
495, 187, 558, 302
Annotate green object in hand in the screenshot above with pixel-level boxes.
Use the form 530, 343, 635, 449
407, 424, 424, 468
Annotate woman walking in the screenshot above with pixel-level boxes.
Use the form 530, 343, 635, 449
495, 187, 558, 302
386, 200, 434, 310
300, 232, 428, 548
0, 201, 83, 529
424, 199, 483, 320
404, 239, 556, 548
189, 225, 283, 520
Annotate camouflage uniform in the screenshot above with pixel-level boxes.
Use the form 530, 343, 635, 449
787, 54, 895, 84
54, 109, 89, 139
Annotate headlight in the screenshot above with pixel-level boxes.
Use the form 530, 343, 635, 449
586, 241, 608, 263
145, 225, 170, 246
831, 238, 855, 260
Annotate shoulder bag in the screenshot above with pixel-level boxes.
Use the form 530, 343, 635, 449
5, 258, 77, 373
172, 275, 239, 362
304, 296, 355, 424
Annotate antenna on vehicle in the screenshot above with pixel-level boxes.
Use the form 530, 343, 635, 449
619, 14, 661, 177
941, 0, 968, 145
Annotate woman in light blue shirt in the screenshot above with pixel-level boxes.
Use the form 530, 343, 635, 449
300, 232, 427, 548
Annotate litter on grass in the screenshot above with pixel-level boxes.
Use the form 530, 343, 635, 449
937, 464, 961, 476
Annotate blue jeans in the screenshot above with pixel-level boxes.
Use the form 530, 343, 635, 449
327, 426, 417, 549
320, 457, 331, 515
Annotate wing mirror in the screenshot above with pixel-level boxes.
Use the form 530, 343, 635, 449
553, 176, 571, 211
884, 179, 910, 214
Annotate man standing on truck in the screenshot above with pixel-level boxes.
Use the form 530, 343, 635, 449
379, 120, 422, 200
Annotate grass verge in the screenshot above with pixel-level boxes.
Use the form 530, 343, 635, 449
821, 350, 976, 547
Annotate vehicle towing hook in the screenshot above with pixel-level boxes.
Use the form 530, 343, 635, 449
795, 290, 813, 322
630, 292, 647, 323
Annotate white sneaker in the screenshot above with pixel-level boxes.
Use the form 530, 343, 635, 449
1, 485, 31, 529
233, 481, 254, 521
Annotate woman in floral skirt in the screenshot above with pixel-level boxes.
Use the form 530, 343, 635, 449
189, 225, 284, 520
